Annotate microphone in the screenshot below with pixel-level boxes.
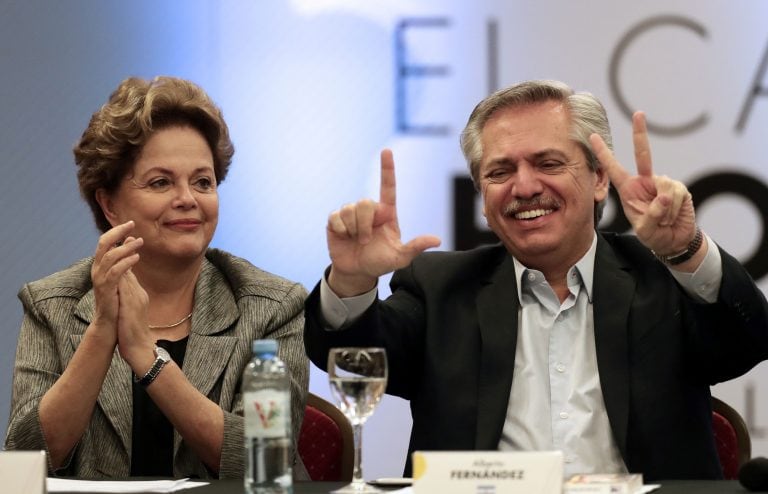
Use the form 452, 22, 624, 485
739, 457, 768, 491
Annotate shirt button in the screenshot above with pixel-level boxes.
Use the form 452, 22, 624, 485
527, 273, 536, 281
555, 364, 566, 373
559, 411, 568, 419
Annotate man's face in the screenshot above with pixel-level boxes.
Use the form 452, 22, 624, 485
478, 100, 609, 271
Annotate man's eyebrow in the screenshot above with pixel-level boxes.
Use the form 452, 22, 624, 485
532, 148, 568, 160
487, 157, 516, 167
483, 148, 572, 171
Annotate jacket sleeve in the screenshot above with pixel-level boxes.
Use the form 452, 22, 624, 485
691, 246, 768, 383
304, 262, 429, 402
219, 282, 309, 479
4, 284, 78, 475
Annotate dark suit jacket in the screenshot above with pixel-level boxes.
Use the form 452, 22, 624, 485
304, 233, 768, 480
6, 248, 309, 479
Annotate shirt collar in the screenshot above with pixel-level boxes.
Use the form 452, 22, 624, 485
512, 232, 598, 304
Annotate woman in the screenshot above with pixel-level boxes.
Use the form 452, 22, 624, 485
4, 76, 309, 479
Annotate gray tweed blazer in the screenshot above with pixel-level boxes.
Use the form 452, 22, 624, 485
4, 248, 309, 479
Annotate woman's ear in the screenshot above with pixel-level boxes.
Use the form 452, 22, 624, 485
95, 189, 119, 227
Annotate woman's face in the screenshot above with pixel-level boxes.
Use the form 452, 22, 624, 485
99, 125, 219, 265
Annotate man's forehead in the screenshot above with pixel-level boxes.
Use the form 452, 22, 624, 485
479, 116, 581, 167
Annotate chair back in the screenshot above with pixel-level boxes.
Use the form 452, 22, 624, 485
297, 392, 354, 481
712, 396, 751, 479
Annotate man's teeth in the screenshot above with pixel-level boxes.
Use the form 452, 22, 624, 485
514, 209, 553, 220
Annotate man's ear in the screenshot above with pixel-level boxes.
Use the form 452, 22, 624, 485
479, 182, 488, 219
95, 189, 119, 227
594, 164, 610, 203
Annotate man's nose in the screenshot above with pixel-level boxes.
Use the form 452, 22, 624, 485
511, 164, 543, 198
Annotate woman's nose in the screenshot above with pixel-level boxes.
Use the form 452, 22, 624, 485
172, 183, 197, 208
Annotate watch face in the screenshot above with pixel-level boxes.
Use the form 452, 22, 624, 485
155, 346, 171, 362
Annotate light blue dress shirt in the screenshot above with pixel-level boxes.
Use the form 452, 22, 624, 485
499, 235, 623, 476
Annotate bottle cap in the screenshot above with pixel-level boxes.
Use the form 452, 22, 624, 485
252, 339, 278, 355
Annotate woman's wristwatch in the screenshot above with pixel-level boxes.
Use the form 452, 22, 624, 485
135, 346, 171, 387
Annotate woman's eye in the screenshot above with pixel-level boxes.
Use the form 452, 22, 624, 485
147, 178, 172, 190
193, 177, 216, 192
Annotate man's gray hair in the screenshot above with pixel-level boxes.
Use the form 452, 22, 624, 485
459, 80, 613, 222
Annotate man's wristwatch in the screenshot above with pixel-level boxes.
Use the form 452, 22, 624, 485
135, 346, 171, 387
653, 227, 704, 266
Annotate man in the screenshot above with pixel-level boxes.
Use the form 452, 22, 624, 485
303, 80, 768, 480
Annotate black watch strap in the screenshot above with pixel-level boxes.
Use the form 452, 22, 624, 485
135, 346, 171, 387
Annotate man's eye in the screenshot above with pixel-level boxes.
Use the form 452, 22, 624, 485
484, 169, 509, 183
539, 161, 564, 172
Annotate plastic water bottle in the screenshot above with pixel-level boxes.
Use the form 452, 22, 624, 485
243, 339, 293, 494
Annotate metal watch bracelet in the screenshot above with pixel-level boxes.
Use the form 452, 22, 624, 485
653, 227, 704, 266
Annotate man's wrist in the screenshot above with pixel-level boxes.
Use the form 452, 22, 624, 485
653, 226, 704, 266
320, 274, 377, 329
327, 267, 378, 298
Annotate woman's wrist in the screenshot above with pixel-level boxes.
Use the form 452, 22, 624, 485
84, 319, 118, 350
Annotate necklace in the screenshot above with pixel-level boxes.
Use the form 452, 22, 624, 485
148, 311, 193, 329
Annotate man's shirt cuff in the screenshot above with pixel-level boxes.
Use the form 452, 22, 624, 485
669, 234, 722, 303
319, 274, 378, 329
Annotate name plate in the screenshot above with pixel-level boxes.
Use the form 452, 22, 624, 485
0, 451, 47, 494
412, 450, 563, 494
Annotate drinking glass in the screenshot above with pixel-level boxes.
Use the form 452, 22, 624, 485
327, 347, 388, 493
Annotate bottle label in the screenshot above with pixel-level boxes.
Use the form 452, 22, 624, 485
244, 390, 290, 438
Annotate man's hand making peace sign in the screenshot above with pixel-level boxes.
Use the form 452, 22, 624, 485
590, 111, 706, 271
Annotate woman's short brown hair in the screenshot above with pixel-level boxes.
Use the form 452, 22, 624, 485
74, 76, 235, 232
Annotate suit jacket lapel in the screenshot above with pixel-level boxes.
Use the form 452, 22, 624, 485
592, 234, 635, 458
182, 333, 237, 399
177, 259, 239, 453
183, 257, 239, 396
475, 252, 519, 449
72, 292, 133, 456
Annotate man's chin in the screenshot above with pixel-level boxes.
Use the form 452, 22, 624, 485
501, 236, 561, 260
